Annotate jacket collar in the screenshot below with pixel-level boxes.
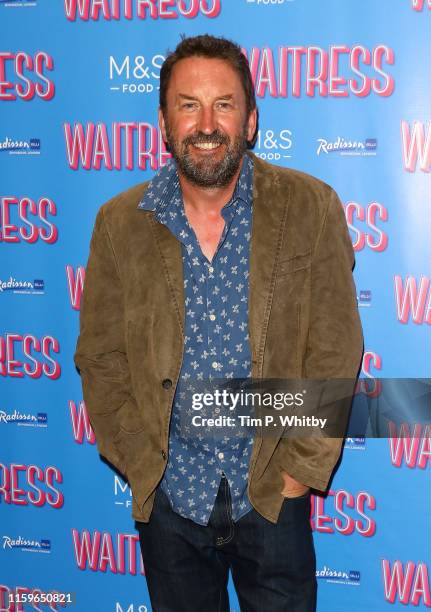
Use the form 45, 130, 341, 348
138, 155, 253, 215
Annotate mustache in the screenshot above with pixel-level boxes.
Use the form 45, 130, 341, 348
182, 131, 230, 147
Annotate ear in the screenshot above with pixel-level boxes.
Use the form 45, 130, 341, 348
246, 108, 257, 144
158, 107, 168, 143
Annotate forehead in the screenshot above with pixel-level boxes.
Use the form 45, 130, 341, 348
167, 56, 245, 100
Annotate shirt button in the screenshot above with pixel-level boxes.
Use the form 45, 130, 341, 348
161, 450, 167, 460
162, 379, 172, 389
209, 314, 216, 321
208, 266, 214, 273
218, 452, 224, 460
211, 361, 219, 370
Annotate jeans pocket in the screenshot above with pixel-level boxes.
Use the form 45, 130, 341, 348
282, 489, 311, 501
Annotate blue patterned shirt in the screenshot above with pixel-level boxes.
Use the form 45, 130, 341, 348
138, 155, 254, 525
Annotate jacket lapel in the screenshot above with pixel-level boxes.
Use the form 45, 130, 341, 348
148, 215, 185, 336
248, 152, 291, 376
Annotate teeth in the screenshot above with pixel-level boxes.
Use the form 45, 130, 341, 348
194, 142, 220, 150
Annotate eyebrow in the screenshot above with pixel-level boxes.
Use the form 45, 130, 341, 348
177, 93, 235, 101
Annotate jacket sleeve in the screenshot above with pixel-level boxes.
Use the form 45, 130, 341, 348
280, 187, 364, 491
74, 205, 135, 474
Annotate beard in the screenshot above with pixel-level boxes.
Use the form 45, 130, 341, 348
164, 122, 248, 188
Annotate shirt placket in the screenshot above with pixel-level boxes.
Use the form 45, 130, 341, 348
209, 201, 239, 474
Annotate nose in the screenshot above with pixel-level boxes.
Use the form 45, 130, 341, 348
197, 106, 217, 135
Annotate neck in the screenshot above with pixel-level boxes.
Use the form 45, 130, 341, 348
178, 158, 243, 215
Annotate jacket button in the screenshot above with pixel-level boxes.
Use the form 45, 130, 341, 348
162, 378, 172, 389
161, 450, 167, 460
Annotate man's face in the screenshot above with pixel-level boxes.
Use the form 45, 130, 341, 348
159, 56, 257, 188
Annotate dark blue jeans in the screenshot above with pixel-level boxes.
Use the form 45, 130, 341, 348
136, 474, 316, 612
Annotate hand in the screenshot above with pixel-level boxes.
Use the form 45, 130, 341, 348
280, 470, 310, 498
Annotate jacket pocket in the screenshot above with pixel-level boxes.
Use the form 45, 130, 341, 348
277, 252, 311, 278
113, 399, 147, 478
114, 397, 146, 436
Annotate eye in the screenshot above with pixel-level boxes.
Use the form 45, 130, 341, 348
181, 102, 198, 110
217, 101, 232, 110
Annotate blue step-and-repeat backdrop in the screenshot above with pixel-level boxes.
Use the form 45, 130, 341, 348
1, 1, 430, 610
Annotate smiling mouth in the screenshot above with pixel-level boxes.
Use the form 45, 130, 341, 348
192, 142, 222, 150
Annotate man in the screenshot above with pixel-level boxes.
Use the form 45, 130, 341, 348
75, 35, 363, 612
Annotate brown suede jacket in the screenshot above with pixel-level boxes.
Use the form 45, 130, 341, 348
74, 152, 363, 524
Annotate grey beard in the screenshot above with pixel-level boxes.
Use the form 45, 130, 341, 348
166, 129, 248, 188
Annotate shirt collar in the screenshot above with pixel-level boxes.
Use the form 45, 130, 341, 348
138, 154, 253, 213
